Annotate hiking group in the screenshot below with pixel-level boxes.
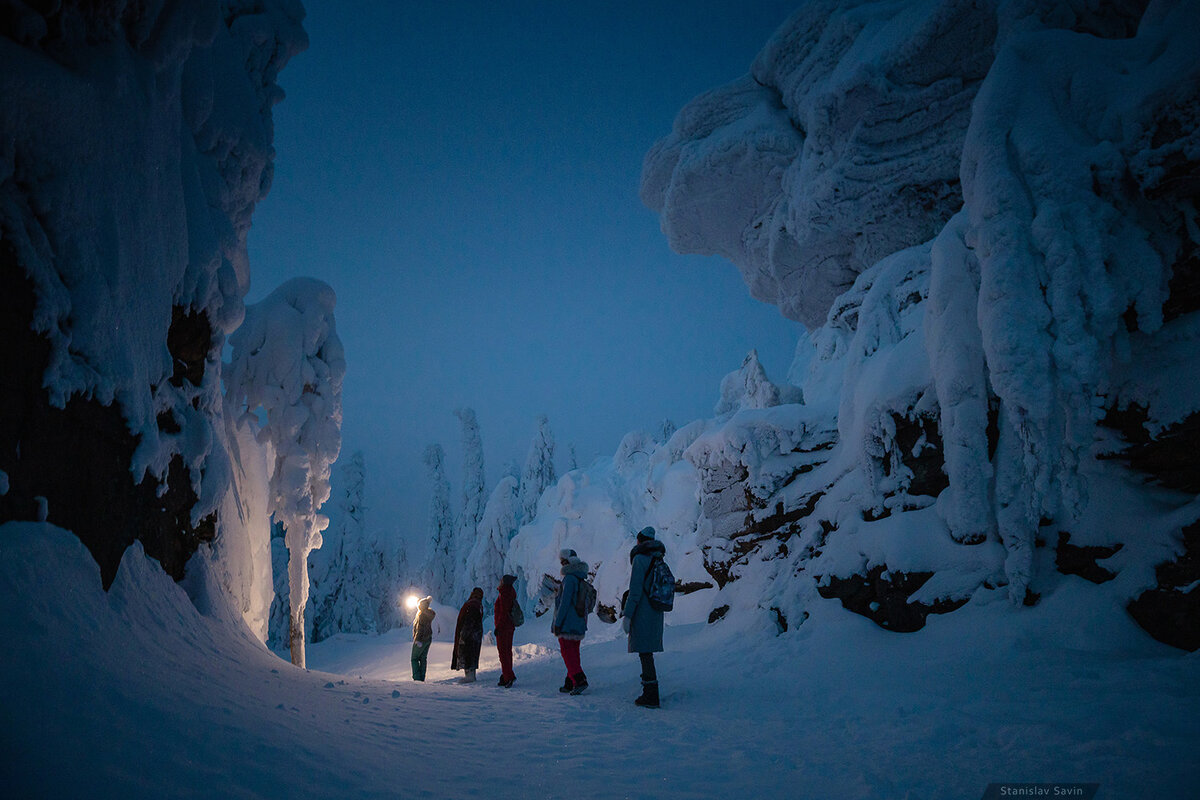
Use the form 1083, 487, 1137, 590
409, 526, 674, 708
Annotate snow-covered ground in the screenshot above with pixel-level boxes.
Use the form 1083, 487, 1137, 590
3, 523, 1196, 799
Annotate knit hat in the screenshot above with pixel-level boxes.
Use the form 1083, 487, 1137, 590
559, 548, 577, 560
501, 574, 517, 586
470, 586, 484, 600
418, 596, 432, 609
636, 526, 656, 542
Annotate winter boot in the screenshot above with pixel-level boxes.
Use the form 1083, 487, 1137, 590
634, 680, 660, 708
460, 669, 476, 684
501, 676, 516, 688
558, 675, 575, 693
569, 672, 588, 695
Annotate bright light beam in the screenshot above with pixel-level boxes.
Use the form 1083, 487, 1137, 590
404, 594, 419, 610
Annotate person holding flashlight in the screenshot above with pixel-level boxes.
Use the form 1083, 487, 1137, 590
411, 596, 435, 681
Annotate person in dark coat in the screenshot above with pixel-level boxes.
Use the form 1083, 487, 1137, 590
552, 549, 589, 695
494, 574, 518, 688
411, 596, 435, 682
623, 526, 666, 707
451, 587, 484, 683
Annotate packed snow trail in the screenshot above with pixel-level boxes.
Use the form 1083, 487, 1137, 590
2, 524, 1197, 799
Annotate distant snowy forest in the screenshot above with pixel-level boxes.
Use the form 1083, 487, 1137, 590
1, 0, 1198, 680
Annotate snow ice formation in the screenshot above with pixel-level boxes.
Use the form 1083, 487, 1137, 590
512, 0, 1200, 648
0, 2, 312, 639
226, 277, 345, 665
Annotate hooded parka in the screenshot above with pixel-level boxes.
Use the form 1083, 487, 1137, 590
623, 538, 666, 654
451, 588, 484, 671
552, 554, 589, 641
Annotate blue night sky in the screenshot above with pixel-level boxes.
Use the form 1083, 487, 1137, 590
247, 0, 802, 543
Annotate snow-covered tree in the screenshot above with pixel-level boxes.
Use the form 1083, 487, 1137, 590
422, 443, 454, 598
519, 415, 556, 523
226, 277, 345, 668
502, 459, 520, 482
379, 536, 411, 632
658, 418, 678, 444
309, 451, 386, 641
467, 474, 520, 604
454, 407, 486, 598
715, 350, 779, 416
566, 444, 579, 472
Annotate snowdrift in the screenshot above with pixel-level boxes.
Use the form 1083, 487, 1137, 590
5, 521, 1196, 799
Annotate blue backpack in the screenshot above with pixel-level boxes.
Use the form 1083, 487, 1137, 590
644, 556, 675, 612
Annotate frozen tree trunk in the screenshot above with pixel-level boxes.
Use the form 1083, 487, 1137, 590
288, 531, 310, 667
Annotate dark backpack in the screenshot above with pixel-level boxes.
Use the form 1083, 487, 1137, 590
574, 576, 598, 617
510, 598, 525, 627
644, 556, 675, 612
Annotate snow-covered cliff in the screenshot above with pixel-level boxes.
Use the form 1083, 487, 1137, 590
0, 2, 306, 637
512, 0, 1200, 650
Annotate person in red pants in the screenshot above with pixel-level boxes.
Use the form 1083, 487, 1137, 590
494, 574, 518, 687
551, 549, 589, 695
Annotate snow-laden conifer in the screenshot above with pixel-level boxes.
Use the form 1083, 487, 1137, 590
519, 415, 556, 523
310, 451, 388, 640
226, 278, 344, 668
453, 408, 486, 599
715, 350, 782, 417
467, 475, 520, 602
421, 444, 454, 598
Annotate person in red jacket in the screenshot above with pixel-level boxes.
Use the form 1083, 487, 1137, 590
494, 574, 518, 688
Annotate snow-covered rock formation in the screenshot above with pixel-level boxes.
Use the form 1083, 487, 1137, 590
0, 3, 307, 637
512, 0, 1200, 650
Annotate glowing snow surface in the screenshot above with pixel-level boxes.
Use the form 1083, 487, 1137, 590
2, 524, 1196, 799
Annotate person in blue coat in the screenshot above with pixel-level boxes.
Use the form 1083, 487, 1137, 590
552, 549, 589, 695
622, 527, 665, 707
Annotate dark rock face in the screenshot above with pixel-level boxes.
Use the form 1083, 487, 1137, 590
817, 565, 968, 633
1127, 521, 1200, 652
1142, 92, 1200, 325
1055, 532, 1122, 584
0, 245, 214, 589
1120, 413, 1200, 495
708, 604, 730, 624
1101, 402, 1200, 495
890, 411, 949, 499
770, 606, 788, 634
696, 459, 751, 526
703, 491, 825, 590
